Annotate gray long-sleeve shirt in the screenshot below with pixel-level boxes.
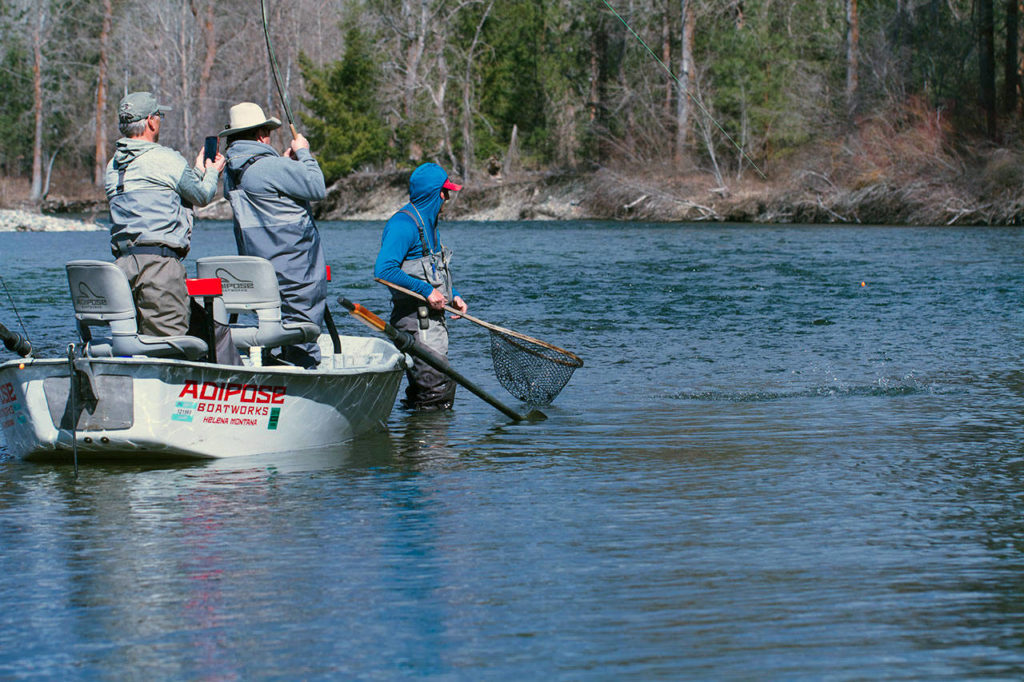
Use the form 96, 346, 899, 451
223, 139, 325, 202
105, 138, 219, 206
104, 138, 219, 251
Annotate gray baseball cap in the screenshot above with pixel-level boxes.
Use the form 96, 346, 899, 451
118, 91, 171, 123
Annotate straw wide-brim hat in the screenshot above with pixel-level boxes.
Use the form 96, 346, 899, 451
219, 102, 282, 137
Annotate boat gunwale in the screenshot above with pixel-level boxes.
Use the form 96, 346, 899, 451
0, 344, 405, 378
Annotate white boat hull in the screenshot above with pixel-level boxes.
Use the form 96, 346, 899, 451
0, 335, 405, 461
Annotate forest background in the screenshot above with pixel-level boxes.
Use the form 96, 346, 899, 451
2, 0, 1024, 224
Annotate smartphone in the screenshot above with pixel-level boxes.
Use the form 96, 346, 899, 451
203, 135, 218, 163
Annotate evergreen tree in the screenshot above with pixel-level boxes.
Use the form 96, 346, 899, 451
0, 42, 33, 175
299, 27, 389, 183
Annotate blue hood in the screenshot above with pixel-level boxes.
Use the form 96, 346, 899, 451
406, 163, 451, 230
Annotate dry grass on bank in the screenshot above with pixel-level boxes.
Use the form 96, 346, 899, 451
0, 170, 105, 212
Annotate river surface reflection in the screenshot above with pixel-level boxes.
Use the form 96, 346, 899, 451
3, 221, 1024, 677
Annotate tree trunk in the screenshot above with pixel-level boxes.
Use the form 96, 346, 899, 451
197, 0, 216, 133
559, 104, 578, 167
979, 0, 996, 137
589, 35, 600, 123
618, 39, 636, 160
179, 0, 192, 147
674, 0, 694, 166
404, 0, 429, 119
845, 0, 859, 123
502, 123, 519, 177
662, 0, 672, 119
434, 48, 458, 172
30, 9, 44, 203
94, 0, 113, 186
1004, 0, 1019, 114
460, 0, 493, 183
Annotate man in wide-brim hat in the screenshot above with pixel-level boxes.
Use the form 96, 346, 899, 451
220, 102, 328, 368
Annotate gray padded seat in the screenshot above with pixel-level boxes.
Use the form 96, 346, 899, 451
195, 256, 319, 350
66, 260, 208, 360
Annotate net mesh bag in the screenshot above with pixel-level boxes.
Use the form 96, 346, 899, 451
488, 329, 583, 405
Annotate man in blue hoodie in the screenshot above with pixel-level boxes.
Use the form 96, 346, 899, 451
375, 163, 466, 410
104, 91, 224, 336
220, 102, 328, 369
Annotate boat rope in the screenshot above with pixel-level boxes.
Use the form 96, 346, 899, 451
0, 274, 33, 349
599, 0, 767, 179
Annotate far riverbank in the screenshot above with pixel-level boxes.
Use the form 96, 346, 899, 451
11, 156, 1024, 228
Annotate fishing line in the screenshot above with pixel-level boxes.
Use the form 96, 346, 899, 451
599, 0, 767, 179
0, 275, 33, 348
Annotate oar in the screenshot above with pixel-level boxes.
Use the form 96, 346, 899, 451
0, 320, 32, 357
338, 298, 546, 422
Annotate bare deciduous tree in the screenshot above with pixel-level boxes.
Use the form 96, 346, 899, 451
675, 0, 694, 166
94, 0, 113, 186
845, 0, 859, 122
30, 2, 45, 201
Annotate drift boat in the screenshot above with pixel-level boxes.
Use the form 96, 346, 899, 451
0, 256, 406, 461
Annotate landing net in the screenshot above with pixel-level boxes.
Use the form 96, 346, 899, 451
488, 329, 583, 406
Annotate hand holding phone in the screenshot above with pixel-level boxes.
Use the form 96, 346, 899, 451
204, 136, 218, 163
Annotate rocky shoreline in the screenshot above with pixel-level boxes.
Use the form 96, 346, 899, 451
0, 208, 102, 232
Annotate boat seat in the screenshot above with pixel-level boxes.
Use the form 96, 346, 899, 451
195, 256, 320, 350
66, 260, 208, 360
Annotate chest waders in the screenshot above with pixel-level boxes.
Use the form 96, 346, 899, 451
108, 156, 194, 255
226, 152, 328, 368
107, 156, 194, 336
391, 207, 457, 409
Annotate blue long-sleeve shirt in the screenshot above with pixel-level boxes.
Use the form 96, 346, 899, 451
374, 164, 459, 300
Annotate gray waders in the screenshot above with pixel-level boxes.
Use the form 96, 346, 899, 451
226, 152, 327, 368
108, 156, 194, 336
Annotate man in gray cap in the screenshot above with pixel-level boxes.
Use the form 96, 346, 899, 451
220, 101, 327, 369
104, 91, 225, 336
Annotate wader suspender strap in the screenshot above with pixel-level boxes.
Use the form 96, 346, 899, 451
400, 208, 432, 258
114, 158, 129, 194
228, 152, 274, 186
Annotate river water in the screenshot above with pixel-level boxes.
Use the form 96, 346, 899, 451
2, 220, 1024, 678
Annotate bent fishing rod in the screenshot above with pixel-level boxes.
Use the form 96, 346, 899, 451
260, 0, 299, 139
260, 0, 342, 348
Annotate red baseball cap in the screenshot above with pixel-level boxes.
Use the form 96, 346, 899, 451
442, 178, 462, 192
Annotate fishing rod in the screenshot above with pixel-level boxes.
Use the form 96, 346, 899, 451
260, 0, 342, 349
260, 0, 298, 139
599, 0, 766, 179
